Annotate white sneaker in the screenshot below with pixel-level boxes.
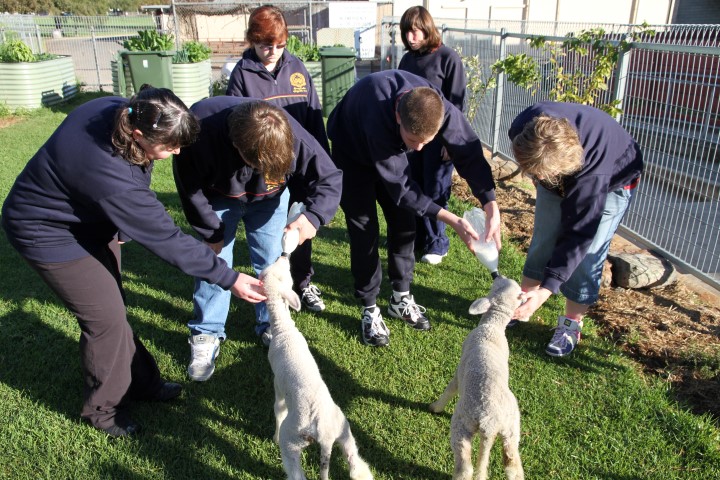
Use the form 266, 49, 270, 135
387, 294, 431, 331
545, 316, 582, 357
187, 334, 221, 381
420, 253, 447, 265
361, 307, 390, 347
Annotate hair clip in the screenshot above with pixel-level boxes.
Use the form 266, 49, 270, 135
152, 112, 162, 129
128, 107, 133, 114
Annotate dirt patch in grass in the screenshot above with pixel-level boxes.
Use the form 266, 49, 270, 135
0, 117, 22, 129
453, 166, 720, 420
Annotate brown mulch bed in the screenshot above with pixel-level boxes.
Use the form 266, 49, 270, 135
453, 170, 720, 420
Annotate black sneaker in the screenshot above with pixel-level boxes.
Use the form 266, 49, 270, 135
300, 284, 325, 312
100, 420, 141, 438
387, 294, 431, 331
361, 307, 390, 347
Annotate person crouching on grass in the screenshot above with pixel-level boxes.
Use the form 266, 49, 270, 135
1, 86, 260, 437
509, 101, 643, 357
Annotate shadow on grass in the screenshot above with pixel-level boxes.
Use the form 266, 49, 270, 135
0, 226, 287, 478
311, 348, 449, 479
48, 91, 114, 115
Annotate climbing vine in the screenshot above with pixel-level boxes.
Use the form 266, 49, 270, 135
460, 24, 656, 118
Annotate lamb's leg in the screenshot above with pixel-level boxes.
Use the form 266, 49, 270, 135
474, 431, 496, 480
501, 431, 524, 480
337, 420, 373, 480
449, 415, 474, 480
430, 374, 459, 412
314, 436, 333, 480
273, 382, 288, 444
280, 427, 310, 480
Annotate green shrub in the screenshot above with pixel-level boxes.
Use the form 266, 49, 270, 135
0, 40, 36, 62
0, 40, 59, 63
123, 30, 175, 52
173, 40, 212, 64
286, 35, 319, 62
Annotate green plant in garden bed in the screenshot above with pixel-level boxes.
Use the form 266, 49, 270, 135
123, 29, 175, 52
173, 41, 212, 64
0, 40, 59, 63
286, 35, 320, 62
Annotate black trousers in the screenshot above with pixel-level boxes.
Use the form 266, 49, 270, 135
333, 148, 416, 307
407, 137, 453, 255
27, 241, 162, 429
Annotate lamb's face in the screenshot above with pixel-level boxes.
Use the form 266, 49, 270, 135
259, 257, 294, 298
489, 276, 523, 311
259, 256, 301, 311
469, 275, 523, 315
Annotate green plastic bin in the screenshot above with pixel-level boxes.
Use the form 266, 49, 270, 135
319, 46, 357, 117
121, 50, 174, 92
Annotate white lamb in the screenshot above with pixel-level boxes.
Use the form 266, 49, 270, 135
260, 256, 374, 480
429, 275, 525, 480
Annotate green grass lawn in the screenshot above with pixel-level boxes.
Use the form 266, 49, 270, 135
1, 94, 719, 479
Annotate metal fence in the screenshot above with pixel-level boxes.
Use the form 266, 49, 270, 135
382, 17, 720, 290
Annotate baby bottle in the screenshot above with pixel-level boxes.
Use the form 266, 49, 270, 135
463, 207, 499, 278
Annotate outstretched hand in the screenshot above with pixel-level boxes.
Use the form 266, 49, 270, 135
437, 209, 480, 252
229, 272, 267, 303
437, 202, 503, 255
513, 287, 552, 320
454, 216, 481, 253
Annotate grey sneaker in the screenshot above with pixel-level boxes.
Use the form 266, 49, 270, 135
387, 294, 431, 331
545, 316, 582, 357
261, 326, 273, 347
188, 334, 221, 382
361, 307, 390, 347
300, 284, 325, 312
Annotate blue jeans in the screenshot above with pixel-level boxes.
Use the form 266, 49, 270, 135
188, 189, 289, 338
523, 184, 634, 304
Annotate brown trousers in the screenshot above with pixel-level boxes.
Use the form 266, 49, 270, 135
28, 241, 162, 429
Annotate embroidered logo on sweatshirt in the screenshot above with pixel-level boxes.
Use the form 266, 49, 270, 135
290, 73, 308, 93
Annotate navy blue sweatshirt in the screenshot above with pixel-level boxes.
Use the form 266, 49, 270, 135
226, 49, 330, 153
508, 101, 643, 294
173, 96, 342, 244
1, 96, 239, 289
398, 44, 466, 111
327, 70, 495, 218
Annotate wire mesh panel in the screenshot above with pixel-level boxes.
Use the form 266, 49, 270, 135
621, 44, 720, 284
381, 18, 720, 288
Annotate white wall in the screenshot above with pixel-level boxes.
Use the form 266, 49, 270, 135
193, 14, 249, 42
391, 0, 674, 25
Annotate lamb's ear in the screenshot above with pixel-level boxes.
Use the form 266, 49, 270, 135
283, 289, 302, 311
469, 298, 490, 315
